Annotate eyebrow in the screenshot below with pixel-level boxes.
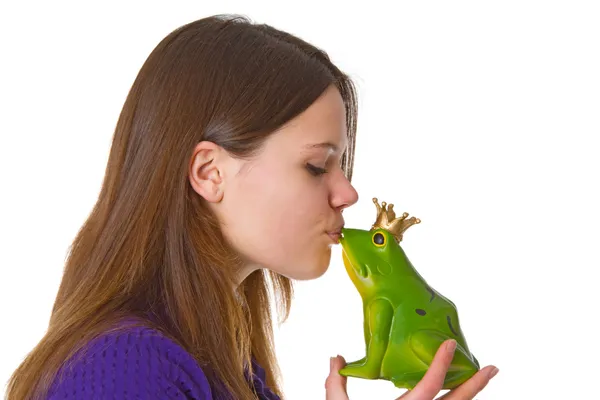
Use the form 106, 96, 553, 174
303, 142, 342, 152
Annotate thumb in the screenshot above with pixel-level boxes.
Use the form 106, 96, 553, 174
325, 355, 349, 400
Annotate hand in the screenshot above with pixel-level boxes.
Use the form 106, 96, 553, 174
325, 339, 498, 400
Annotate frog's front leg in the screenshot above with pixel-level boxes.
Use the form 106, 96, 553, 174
339, 298, 393, 379
342, 304, 371, 369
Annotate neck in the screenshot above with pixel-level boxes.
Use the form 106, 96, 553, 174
235, 263, 261, 288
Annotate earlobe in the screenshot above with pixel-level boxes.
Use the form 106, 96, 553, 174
188, 142, 225, 203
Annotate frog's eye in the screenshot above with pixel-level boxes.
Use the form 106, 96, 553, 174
372, 232, 385, 247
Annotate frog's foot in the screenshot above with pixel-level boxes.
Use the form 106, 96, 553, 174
389, 368, 476, 391
390, 371, 427, 390
442, 368, 481, 389
339, 358, 380, 380
343, 356, 366, 369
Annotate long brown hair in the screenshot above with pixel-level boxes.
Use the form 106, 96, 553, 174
5, 14, 358, 400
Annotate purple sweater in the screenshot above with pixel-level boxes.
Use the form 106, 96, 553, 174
46, 321, 281, 399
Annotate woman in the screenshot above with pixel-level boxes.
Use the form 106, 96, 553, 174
6, 14, 497, 400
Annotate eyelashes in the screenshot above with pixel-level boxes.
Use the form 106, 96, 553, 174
306, 163, 328, 176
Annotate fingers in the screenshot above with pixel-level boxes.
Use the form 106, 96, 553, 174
396, 339, 457, 400
325, 355, 349, 400
437, 365, 499, 400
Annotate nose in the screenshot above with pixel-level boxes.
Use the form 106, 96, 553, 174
331, 174, 359, 212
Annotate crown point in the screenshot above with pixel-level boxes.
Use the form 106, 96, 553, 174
371, 198, 420, 243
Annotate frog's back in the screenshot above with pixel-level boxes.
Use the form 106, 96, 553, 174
378, 276, 479, 389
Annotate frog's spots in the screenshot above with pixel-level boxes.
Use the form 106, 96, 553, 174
426, 287, 435, 303
415, 308, 427, 316
447, 315, 458, 336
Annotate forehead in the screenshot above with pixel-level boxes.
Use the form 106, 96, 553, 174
272, 86, 348, 153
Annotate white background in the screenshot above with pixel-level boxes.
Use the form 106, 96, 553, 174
1, 1, 599, 399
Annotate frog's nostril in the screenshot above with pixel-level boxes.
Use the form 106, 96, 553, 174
415, 308, 426, 316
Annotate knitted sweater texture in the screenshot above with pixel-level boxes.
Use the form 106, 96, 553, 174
46, 321, 280, 400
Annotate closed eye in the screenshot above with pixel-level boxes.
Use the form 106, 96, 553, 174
306, 163, 328, 176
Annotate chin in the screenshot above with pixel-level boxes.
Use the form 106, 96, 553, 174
288, 250, 332, 281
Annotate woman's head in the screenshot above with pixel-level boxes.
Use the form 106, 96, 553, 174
7, 14, 359, 400
190, 84, 358, 283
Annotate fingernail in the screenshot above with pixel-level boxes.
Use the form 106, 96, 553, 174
447, 339, 457, 354
330, 356, 335, 371
489, 367, 499, 379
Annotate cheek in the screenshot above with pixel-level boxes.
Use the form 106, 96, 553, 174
232, 170, 331, 268
245, 168, 322, 227
262, 195, 333, 278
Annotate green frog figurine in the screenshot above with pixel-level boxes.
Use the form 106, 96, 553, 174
338, 198, 480, 389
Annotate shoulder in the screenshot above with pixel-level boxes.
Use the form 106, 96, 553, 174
47, 319, 213, 399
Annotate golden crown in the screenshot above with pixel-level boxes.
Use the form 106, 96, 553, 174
371, 197, 421, 242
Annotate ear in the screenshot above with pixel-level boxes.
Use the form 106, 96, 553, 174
188, 141, 226, 203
